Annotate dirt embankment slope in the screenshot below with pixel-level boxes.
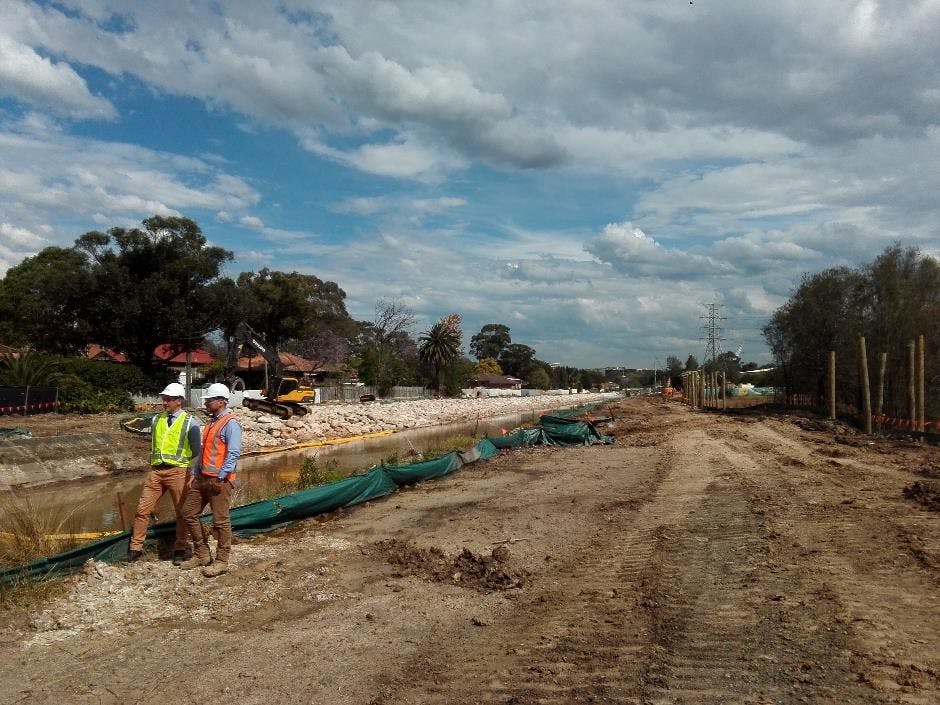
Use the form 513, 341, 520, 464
2, 397, 939, 704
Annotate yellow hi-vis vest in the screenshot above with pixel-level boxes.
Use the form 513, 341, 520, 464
150, 412, 194, 467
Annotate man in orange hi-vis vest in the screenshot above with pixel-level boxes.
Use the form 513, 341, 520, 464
178, 382, 243, 577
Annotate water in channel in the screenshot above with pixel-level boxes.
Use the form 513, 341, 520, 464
16, 411, 540, 537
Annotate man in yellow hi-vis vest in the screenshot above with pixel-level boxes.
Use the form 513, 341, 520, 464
126, 382, 201, 563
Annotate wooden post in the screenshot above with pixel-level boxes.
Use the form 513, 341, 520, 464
875, 352, 887, 434
116, 492, 129, 531
721, 371, 726, 409
827, 351, 836, 420
859, 337, 872, 434
917, 335, 926, 437
908, 340, 916, 430
185, 350, 193, 407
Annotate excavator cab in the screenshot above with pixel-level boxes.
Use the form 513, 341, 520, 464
268, 376, 317, 404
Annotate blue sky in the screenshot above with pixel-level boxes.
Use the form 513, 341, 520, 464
2, 1, 940, 368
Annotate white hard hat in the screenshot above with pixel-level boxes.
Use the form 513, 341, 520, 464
159, 382, 186, 397
202, 382, 231, 400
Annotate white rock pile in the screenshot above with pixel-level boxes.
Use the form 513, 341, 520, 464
237, 392, 621, 451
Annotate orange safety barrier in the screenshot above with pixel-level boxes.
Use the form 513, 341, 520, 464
0, 401, 60, 416
871, 414, 938, 432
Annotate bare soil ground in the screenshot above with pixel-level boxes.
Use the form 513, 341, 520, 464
0, 411, 132, 437
2, 397, 939, 704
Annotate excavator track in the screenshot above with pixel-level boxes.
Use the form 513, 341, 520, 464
243, 398, 295, 420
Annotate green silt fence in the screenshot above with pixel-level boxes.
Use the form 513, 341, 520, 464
0, 414, 612, 586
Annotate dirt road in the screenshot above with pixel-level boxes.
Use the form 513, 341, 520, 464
2, 397, 939, 704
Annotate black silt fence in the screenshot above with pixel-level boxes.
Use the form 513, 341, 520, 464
0, 386, 59, 415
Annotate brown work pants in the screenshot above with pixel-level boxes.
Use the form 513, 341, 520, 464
129, 466, 191, 552
181, 475, 233, 563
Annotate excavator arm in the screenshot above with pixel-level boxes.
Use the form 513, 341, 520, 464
233, 321, 285, 377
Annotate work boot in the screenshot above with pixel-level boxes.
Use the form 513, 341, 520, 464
178, 553, 212, 570
124, 549, 143, 563
201, 562, 229, 578
171, 550, 190, 566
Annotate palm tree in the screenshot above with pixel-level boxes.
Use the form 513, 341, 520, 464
0, 350, 63, 386
418, 314, 462, 395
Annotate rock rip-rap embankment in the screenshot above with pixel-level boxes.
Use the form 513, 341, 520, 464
239, 392, 621, 449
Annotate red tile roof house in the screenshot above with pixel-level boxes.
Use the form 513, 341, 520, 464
85, 344, 128, 363
234, 350, 345, 385
235, 350, 315, 376
152, 344, 217, 381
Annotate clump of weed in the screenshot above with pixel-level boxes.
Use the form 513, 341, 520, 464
381, 451, 401, 466
0, 493, 83, 568
295, 455, 344, 490
0, 492, 82, 610
421, 434, 477, 461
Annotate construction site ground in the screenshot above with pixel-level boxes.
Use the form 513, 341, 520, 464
1, 396, 939, 704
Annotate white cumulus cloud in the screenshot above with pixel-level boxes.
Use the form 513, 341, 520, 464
0, 34, 116, 119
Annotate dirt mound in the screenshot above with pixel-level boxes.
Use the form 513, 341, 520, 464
902, 480, 940, 512
374, 539, 526, 591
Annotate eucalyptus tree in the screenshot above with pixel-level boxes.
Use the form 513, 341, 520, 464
235, 268, 352, 350
498, 343, 536, 378
763, 266, 867, 404
666, 355, 684, 387
470, 324, 511, 361
862, 245, 940, 417
0, 247, 93, 354
76, 216, 234, 373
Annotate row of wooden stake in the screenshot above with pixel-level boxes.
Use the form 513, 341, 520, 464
679, 370, 728, 410
835, 335, 928, 435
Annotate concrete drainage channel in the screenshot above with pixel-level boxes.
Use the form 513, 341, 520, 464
0, 433, 142, 489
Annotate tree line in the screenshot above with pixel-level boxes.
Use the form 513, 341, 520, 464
762, 244, 939, 420
0, 215, 611, 406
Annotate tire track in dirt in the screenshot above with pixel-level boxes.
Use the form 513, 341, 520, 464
723, 419, 940, 703
626, 427, 804, 703
493, 436, 729, 704
637, 432, 878, 703
373, 430, 719, 704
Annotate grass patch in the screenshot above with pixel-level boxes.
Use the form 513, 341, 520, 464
0, 492, 82, 610
295, 455, 344, 490
420, 434, 477, 461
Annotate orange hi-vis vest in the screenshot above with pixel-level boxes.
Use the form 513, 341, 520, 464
200, 412, 238, 481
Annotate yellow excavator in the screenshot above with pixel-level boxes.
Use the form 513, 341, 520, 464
227, 322, 316, 419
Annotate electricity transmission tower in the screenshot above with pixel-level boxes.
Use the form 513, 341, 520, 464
701, 303, 725, 365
